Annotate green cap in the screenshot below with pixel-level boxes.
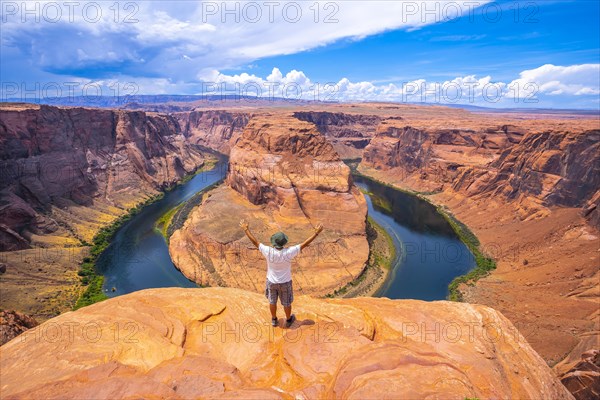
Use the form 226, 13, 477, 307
270, 232, 288, 249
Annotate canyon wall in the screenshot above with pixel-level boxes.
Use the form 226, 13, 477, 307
169, 114, 369, 296
0, 103, 210, 318
0, 287, 574, 399
293, 111, 381, 159
361, 119, 599, 224
174, 110, 251, 154
2, 103, 596, 399
453, 129, 600, 221
359, 115, 600, 392
361, 120, 522, 190
0, 104, 207, 250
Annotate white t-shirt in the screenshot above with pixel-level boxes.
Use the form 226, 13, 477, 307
258, 243, 301, 284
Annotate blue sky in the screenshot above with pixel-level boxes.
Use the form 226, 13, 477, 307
240, 0, 600, 83
1, 0, 599, 108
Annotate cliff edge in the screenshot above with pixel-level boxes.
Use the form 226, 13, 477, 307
0, 287, 573, 399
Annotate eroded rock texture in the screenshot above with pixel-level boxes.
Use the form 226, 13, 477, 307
0, 287, 574, 399
174, 110, 251, 154
362, 119, 600, 225
0, 104, 207, 249
0, 310, 38, 345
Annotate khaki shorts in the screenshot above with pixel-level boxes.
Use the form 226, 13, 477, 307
265, 280, 294, 307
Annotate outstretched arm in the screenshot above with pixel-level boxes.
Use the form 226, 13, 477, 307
240, 219, 260, 248
300, 224, 323, 250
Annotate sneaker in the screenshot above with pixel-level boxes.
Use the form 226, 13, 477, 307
285, 314, 296, 328
271, 317, 278, 327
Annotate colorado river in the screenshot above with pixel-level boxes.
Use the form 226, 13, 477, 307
353, 175, 475, 300
99, 160, 228, 296
100, 162, 475, 300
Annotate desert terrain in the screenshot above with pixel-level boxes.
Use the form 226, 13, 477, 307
1, 101, 598, 398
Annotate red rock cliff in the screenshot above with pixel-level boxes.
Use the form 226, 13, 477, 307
174, 110, 251, 154
293, 111, 382, 158
0, 103, 206, 250
362, 119, 600, 225
359, 114, 600, 398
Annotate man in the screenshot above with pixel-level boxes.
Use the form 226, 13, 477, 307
240, 219, 323, 328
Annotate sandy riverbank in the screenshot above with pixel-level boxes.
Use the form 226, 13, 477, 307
327, 216, 395, 299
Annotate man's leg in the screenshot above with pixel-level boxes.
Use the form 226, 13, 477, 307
266, 280, 278, 320
283, 305, 292, 320
282, 281, 294, 323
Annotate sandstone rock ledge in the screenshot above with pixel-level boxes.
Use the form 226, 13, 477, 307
0, 288, 573, 399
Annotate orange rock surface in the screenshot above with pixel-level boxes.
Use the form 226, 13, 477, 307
0, 287, 574, 399
169, 115, 369, 296
557, 349, 600, 400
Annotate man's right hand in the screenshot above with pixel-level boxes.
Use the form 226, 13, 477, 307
301, 223, 323, 250
240, 219, 259, 248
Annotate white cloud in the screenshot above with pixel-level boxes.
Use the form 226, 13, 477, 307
191, 63, 600, 107
1, 1, 490, 79
507, 64, 600, 97
2, 63, 598, 109
100, 63, 595, 108
1, 0, 598, 110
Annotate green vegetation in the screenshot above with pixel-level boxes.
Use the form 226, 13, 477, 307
177, 158, 218, 186
74, 193, 164, 310
165, 179, 224, 239
368, 216, 395, 272
358, 187, 373, 196
370, 193, 393, 214
442, 208, 496, 302
74, 272, 106, 310
326, 216, 395, 298
156, 202, 184, 238
362, 174, 496, 301
74, 158, 223, 310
